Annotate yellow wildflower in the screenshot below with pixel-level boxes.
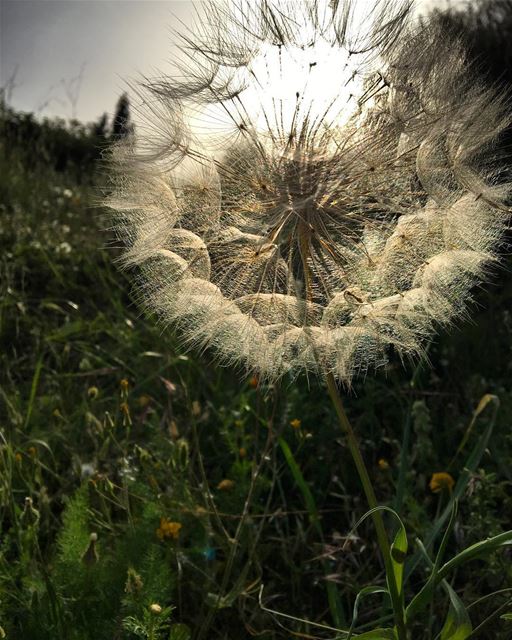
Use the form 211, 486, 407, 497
138, 394, 152, 408
168, 419, 179, 440
378, 458, 390, 470
217, 478, 235, 491
87, 386, 99, 399
290, 418, 301, 429
156, 517, 182, 541
150, 603, 162, 614
120, 378, 129, 392
429, 472, 455, 494
28, 446, 37, 459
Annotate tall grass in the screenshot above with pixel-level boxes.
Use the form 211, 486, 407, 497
1, 96, 512, 638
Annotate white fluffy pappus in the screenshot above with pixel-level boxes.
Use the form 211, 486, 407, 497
106, 0, 511, 385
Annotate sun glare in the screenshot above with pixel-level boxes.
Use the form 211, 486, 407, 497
185, 2, 383, 155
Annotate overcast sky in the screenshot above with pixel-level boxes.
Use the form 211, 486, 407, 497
1, 0, 455, 124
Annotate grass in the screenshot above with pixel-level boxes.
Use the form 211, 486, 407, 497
2, 102, 512, 639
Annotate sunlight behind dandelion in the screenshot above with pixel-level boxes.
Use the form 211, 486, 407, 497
185, 0, 393, 152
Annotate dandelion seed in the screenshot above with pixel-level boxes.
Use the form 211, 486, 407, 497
80, 462, 96, 479
107, 0, 511, 386
81, 532, 99, 566
20, 497, 39, 528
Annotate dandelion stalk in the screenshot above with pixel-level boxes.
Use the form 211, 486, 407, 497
326, 372, 407, 639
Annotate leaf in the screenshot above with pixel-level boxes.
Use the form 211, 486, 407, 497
405, 394, 500, 581
206, 562, 251, 609
406, 501, 458, 619
278, 437, 345, 627
438, 530, 512, 580
500, 613, 512, 621
169, 623, 191, 640
24, 356, 43, 429
347, 586, 389, 640
278, 437, 319, 530
390, 524, 408, 600
449, 394, 498, 467
440, 582, 472, 640
354, 628, 397, 639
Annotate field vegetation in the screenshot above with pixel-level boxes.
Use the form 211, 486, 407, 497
2, 2, 512, 638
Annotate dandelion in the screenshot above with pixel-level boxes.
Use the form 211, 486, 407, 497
81, 532, 99, 566
290, 418, 301, 429
106, 2, 511, 635
107, 0, 510, 388
378, 458, 390, 470
429, 471, 455, 493
20, 497, 39, 528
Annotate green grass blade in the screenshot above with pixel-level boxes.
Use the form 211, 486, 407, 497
23, 356, 43, 430
278, 436, 346, 628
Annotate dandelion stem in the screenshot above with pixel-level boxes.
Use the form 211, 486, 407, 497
325, 373, 407, 640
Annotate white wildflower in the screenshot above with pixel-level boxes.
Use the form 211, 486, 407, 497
56, 242, 72, 255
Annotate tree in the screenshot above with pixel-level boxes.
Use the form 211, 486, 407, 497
111, 93, 133, 139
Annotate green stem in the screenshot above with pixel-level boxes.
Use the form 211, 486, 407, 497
325, 373, 407, 640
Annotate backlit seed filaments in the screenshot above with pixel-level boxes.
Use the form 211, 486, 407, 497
107, 1, 511, 385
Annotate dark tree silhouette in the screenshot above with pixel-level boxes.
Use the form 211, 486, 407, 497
111, 93, 132, 139
92, 112, 109, 140
429, 0, 512, 164
431, 1, 512, 91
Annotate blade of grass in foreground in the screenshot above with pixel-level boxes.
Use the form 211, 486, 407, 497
278, 436, 347, 628
405, 394, 499, 581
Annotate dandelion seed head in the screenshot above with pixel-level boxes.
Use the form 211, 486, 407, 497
107, 0, 511, 385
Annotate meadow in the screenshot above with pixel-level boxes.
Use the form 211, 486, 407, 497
2, 39, 512, 639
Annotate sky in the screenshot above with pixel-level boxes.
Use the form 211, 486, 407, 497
1, 0, 455, 125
